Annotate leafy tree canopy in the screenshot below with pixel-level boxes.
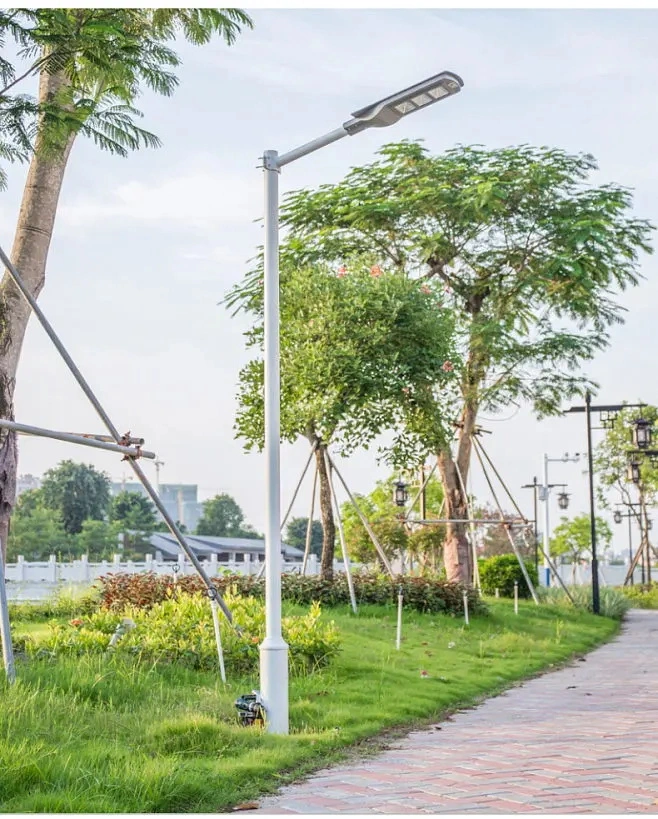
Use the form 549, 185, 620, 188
7, 490, 70, 560
110, 491, 157, 533
40, 460, 110, 535
196, 493, 251, 538
229, 260, 457, 465
254, 140, 654, 419
284, 516, 323, 558
594, 404, 658, 509
551, 514, 612, 562
0, 7, 253, 183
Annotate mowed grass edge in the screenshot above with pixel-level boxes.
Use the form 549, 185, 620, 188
0, 599, 619, 812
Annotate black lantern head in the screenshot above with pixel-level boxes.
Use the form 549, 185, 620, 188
632, 418, 653, 450
648, 519, 653, 531
557, 491, 569, 510
628, 460, 642, 485
393, 479, 408, 508
613, 510, 622, 524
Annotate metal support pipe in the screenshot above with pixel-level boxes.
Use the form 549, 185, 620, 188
0, 418, 154, 459
542, 454, 551, 587
0, 544, 15, 683
0, 243, 233, 626
586, 392, 601, 614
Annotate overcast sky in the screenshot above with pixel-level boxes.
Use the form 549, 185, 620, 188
2, 8, 657, 552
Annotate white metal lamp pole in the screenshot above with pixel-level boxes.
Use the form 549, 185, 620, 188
541, 452, 579, 587
261, 70, 464, 734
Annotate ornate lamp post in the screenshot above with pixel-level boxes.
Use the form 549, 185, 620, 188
394, 479, 409, 508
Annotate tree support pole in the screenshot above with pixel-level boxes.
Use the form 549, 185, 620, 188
474, 437, 576, 605
301, 463, 319, 576
0, 543, 15, 684
326, 452, 395, 579
404, 461, 438, 520
471, 440, 539, 605
323, 450, 357, 614
454, 458, 480, 591
0, 244, 233, 627
280, 441, 317, 533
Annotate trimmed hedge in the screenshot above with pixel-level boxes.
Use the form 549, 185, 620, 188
479, 554, 538, 599
96, 570, 487, 617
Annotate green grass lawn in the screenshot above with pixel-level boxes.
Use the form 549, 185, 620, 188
1, 598, 618, 812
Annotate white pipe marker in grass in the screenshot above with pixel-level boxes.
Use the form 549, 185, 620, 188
210, 598, 227, 683
396, 586, 403, 650
495, 587, 500, 598
463, 590, 469, 626
514, 581, 519, 615
0, 544, 15, 684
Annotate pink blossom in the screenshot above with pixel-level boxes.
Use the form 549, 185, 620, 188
370, 264, 383, 277
420, 284, 431, 295
337, 265, 347, 278
443, 285, 452, 294
402, 386, 411, 394
442, 361, 454, 373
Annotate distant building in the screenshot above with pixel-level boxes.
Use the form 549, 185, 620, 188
17, 474, 41, 496
149, 533, 303, 562
110, 481, 203, 532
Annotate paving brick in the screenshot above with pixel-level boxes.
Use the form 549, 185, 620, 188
250, 610, 658, 815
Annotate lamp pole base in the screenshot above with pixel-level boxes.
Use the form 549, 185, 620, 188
260, 637, 289, 734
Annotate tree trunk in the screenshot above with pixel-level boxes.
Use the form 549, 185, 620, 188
436, 401, 478, 585
314, 441, 335, 581
0, 67, 76, 558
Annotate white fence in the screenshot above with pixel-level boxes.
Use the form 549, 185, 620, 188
4, 553, 322, 601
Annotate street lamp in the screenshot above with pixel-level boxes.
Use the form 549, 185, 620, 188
261, 70, 463, 735
628, 459, 642, 485
557, 491, 570, 511
613, 509, 623, 525
393, 479, 409, 508
541, 450, 578, 587
632, 418, 653, 450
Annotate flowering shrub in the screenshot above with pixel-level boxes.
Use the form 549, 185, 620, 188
25, 591, 340, 674
96, 571, 486, 616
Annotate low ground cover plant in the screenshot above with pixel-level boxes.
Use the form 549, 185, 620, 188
96, 570, 486, 616
19, 591, 340, 674
619, 583, 658, 609
536, 584, 631, 619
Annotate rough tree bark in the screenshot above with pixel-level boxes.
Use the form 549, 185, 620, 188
436, 401, 478, 585
310, 438, 335, 581
0, 67, 76, 558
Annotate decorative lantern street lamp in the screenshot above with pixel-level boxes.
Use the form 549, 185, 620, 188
613, 510, 623, 524
628, 459, 642, 485
632, 418, 653, 450
557, 491, 570, 510
393, 479, 409, 508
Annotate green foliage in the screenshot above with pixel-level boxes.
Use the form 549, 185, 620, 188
94, 570, 485, 617
479, 554, 539, 598
619, 584, 658, 609
550, 514, 612, 565
110, 491, 157, 556
594, 405, 658, 508
0, 8, 253, 177
6, 494, 71, 561
75, 519, 121, 560
228, 260, 457, 466
40, 461, 111, 535
27, 591, 341, 675
536, 585, 630, 619
244, 139, 653, 430
9, 586, 100, 622
476, 505, 535, 559
195, 493, 258, 538
284, 517, 323, 558
341, 472, 444, 565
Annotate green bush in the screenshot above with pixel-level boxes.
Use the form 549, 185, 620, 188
536, 584, 631, 619
24, 591, 341, 675
95, 571, 486, 617
8, 585, 99, 622
479, 554, 538, 599
619, 584, 658, 609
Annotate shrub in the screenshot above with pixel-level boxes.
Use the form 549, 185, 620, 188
479, 554, 539, 599
95, 571, 486, 617
24, 591, 341, 674
8, 585, 99, 622
619, 584, 658, 609
536, 584, 630, 619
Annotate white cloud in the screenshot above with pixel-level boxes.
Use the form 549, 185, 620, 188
59, 156, 261, 231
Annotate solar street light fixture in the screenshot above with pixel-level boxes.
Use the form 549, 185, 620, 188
261, 70, 464, 735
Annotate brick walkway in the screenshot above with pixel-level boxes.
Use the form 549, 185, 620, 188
251, 609, 658, 814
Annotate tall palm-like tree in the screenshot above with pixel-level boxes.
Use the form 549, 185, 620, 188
0, 8, 253, 555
